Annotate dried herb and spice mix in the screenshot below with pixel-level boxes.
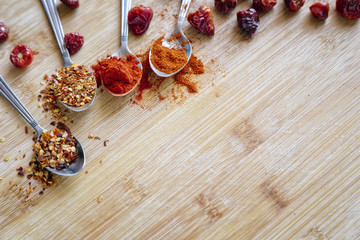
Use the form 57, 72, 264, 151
33, 127, 77, 170
54, 64, 96, 107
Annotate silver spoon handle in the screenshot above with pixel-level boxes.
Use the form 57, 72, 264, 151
41, 0, 73, 67
120, 0, 132, 48
0, 74, 44, 135
177, 0, 192, 29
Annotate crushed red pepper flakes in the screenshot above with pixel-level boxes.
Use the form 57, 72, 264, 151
54, 64, 96, 108
33, 127, 77, 170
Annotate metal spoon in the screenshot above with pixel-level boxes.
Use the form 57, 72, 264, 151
41, 0, 96, 111
109, 0, 143, 97
0, 74, 85, 176
149, 0, 192, 77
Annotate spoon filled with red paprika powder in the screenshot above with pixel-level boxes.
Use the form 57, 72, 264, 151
149, 0, 192, 77
92, 0, 142, 96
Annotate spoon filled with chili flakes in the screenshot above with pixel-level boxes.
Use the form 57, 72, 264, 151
41, 0, 96, 111
0, 74, 86, 176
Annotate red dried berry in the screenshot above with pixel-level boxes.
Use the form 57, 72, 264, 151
253, 0, 277, 12
215, 0, 237, 13
336, 0, 360, 19
10, 45, 34, 68
60, 0, 79, 8
310, 2, 330, 19
284, 0, 305, 11
128, 5, 153, 35
237, 8, 260, 36
0, 22, 9, 42
188, 6, 215, 36
64, 32, 84, 55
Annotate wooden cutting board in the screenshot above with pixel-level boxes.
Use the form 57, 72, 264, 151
1, 0, 359, 239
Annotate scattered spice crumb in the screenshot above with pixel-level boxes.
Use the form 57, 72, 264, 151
33, 48, 40, 55
50, 121, 56, 126
15, 157, 18, 161
25, 126, 28, 134
0, 177, 2, 183
23, 153, 26, 159
85, 170, 88, 174
0, 137, 5, 142
94, 136, 101, 140
88, 133, 94, 139
97, 195, 104, 203
99, 159, 103, 164
4, 156, 10, 161
39, 191, 44, 195
16, 167, 25, 176
104, 140, 109, 146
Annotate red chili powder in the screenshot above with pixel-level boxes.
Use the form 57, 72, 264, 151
91, 55, 142, 95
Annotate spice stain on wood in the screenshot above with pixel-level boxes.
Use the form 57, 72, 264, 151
303, 227, 328, 240
232, 119, 264, 153
119, 175, 147, 199
260, 179, 289, 209
195, 193, 224, 222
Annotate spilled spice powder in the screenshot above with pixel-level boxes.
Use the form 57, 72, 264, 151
132, 49, 205, 107
174, 55, 205, 93
150, 34, 188, 74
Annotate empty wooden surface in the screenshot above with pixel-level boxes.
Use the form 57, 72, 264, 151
0, 0, 359, 239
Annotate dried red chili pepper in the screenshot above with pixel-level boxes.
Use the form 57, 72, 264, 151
128, 5, 153, 35
237, 8, 260, 36
253, 0, 277, 12
0, 22, 9, 42
60, 0, 79, 8
64, 32, 84, 55
10, 45, 34, 68
188, 6, 215, 36
215, 0, 237, 13
310, 2, 330, 20
336, 0, 360, 19
284, 0, 305, 12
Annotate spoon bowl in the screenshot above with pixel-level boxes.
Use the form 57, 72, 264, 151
41, 0, 96, 111
149, 30, 192, 78
0, 74, 86, 176
149, 0, 192, 77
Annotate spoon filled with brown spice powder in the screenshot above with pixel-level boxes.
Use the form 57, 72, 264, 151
41, 0, 97, 111
149, 0, 192, 77
92, 0, 143, 97
0, 74, 86, 176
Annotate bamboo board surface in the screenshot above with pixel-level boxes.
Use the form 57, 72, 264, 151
0, 0, 360, 239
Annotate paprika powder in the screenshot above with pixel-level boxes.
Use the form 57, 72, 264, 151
91, 55, 142, 95
150, 34, 188, 74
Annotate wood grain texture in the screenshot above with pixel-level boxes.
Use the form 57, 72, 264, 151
0, 0, 360, 239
